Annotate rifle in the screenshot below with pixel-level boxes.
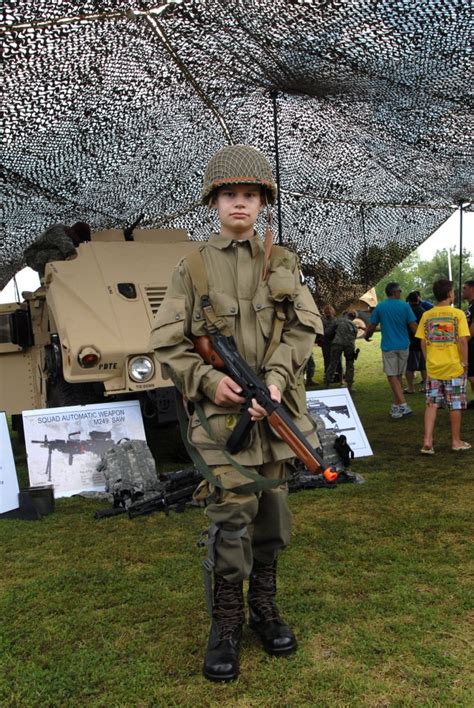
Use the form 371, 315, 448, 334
193, 333, 338, 482
306, 401, 356, 432
289, 467, 363, 492
94, 467, 203, 520
32, 431, 115, 481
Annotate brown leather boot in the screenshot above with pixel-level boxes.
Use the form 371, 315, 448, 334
203, 574, 245, 682
248, 559, 297, 656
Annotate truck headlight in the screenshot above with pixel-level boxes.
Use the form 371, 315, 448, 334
128, 356, 154, 383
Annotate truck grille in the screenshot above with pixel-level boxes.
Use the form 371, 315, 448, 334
144, 286, 167, 315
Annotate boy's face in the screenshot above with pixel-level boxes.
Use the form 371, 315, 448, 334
214, 184, 263, 240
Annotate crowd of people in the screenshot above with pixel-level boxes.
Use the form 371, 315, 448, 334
306, 279, 473, 454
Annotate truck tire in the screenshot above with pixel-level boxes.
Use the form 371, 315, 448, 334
356, 310, 371, 326
47, 379, 100, 408
11, 414, 25, 442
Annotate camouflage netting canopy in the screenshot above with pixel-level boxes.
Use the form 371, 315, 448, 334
2, 0, 473, 306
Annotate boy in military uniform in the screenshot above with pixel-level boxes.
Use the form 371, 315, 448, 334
150, 145, 322, 682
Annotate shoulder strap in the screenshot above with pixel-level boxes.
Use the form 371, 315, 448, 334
261, 245, 291, 365
184, 248, 208, 299
184, 248, 231, 335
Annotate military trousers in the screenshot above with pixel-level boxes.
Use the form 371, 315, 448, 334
325, 343, 356, 386
204, 461, 292, 583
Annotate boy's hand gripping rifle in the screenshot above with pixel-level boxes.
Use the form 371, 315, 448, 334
193, 333, 338, 482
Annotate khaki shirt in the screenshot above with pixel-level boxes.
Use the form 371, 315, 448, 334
150, 232, 323, 465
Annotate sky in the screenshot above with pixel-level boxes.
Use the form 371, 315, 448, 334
415, 210, 473, 264
0, 210, 472, 304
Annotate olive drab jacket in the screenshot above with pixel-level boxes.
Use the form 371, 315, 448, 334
150, 232, 323, 466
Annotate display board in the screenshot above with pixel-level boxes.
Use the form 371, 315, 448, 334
306, 389, 373, 458
23, 400, 146, 498
0, 411, 19, 513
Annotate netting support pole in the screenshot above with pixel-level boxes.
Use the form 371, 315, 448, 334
271, 90, 283, 245
360, 206, 369, 290
458, 203, 463, 308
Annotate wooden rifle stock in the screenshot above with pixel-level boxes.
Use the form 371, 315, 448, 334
268, 411, 337, 481
193, 335, 225, 369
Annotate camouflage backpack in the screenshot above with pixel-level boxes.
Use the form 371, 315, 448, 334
96, 438, 160, 508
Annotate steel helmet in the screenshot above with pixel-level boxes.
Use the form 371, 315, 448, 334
201, 144, 277, 205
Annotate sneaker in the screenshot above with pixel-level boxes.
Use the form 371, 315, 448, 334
399, 403, 413, 417
390, 404, 402, 419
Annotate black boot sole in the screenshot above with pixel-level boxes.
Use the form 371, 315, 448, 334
203, 667, 239, 682
249, 621, 298, 656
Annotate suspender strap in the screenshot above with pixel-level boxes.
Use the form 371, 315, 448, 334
185, 249, 231, 335
184, 248, 208, 299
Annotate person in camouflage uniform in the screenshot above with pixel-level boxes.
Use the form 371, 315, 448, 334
324, 309, 358, 391
150, 145, 323, 682
24, 222, 91, 278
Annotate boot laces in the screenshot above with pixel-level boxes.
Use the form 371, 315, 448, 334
250, 564, 281, 622
214, 578, 244, 640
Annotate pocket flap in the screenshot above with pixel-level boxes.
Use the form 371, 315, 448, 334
252, 288, 273, 313
152, 296, 186, 328
209, 290, 239, 316
294, 305, 321, 332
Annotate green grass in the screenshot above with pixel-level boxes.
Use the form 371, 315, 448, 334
1, 334, 473, 707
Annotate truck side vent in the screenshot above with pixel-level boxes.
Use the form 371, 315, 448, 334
144, 286, 168, 315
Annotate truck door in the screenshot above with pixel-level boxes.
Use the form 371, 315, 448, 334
0, 303, 43, 415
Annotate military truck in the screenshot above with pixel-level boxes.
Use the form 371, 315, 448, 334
0, 228, 199, 428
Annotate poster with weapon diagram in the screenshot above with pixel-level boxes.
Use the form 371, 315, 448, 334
306, 388, 372, 458
23, 400, 146, 497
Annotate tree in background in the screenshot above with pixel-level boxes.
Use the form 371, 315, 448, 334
375, 249, 473, 302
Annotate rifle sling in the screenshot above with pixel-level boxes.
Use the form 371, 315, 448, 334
176, 395, 289, 494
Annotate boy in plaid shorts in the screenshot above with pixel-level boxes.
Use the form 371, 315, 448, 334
416, 279, 470, 454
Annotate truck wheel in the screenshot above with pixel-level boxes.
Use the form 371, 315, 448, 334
47, 379, 100, 408
356, 310, 371, 326
11, 414, 25, 442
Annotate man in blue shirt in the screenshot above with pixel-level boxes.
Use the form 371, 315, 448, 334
365, 282, 417, 419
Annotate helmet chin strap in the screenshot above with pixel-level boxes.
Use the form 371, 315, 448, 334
262, 194, 274, 281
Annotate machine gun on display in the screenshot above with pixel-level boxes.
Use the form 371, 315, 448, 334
31, 431, 115, 481
94, 467, 203, 520
193, 329, 338, 483
306, 400, 356, 432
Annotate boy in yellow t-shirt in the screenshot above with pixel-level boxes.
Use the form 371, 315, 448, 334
416, 279, 470, 454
